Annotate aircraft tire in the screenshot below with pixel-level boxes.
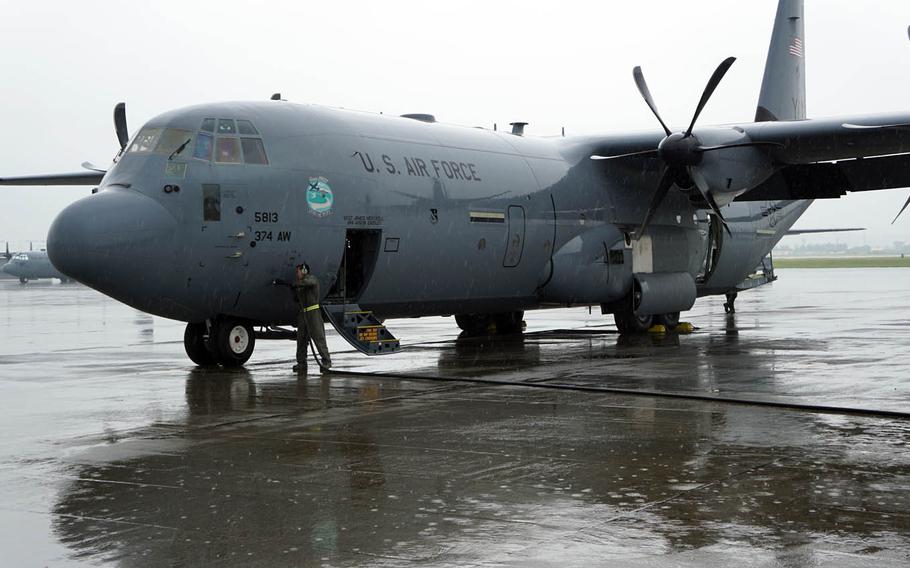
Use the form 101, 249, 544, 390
493, 311, 524, 334
19, 277, 28, 284
455, 314, 488, 335
655, 312, 680, 328
213, 318, 255, 367
613, 309, 653, 334
184, 322, 217, 367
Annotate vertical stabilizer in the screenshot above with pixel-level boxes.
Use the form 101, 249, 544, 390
755, 0, 806, 122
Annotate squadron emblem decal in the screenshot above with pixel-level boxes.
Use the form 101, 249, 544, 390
306, 176, 334, 217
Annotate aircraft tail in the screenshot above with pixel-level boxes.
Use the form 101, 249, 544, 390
755, 0, 806, 122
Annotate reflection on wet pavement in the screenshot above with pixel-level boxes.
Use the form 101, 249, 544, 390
1, 269, 909, 566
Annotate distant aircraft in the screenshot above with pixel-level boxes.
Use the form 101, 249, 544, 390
2, 0, 910, 367
1, 247, 69, 283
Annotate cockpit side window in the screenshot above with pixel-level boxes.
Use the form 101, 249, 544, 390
215, 137, 242, 163
216, 119, 236, 134
155, 129, 194, 155
241, 138, 268, 165
129, 128, 162, 153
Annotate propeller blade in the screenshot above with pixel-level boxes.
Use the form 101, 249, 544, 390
633, 66, 672, 137
591, 149, 660, 161
636, 167, 677, 239
80, 161, 106, 173
4, 242, 10, 261
892, 192, 910, 225
696, 141, 784, 153
685, 57, 736, 137
699, 188, 732, 236
114, 102, 129, 150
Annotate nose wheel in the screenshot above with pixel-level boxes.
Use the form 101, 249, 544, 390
183, 318, 256, 367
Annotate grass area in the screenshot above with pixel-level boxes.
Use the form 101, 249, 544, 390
774, 256, 910, 269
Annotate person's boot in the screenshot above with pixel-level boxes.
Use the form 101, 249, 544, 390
293, 363, 306, 374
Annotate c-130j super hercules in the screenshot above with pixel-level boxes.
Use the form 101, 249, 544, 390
3, 0, 910, 367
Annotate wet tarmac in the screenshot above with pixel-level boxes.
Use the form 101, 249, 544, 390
1, 269, 909, 567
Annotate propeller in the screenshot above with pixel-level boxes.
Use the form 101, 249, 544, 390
3, 242, 10, 261
893, 193, 910, 225
114, 102, 129, 150
593, 58, 741, 238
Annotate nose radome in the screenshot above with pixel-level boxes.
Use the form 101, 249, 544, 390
48, 189, 177, 286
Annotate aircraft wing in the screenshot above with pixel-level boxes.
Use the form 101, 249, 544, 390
0, 172, 105, 186
735, 113, 910, 202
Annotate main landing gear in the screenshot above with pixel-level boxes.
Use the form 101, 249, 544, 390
611, 291, 682, 334
184, 318, 256, 367
613, 308, 681, 334
455, 311, 525, 335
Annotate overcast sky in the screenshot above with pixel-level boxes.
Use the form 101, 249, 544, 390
2, 0, 910, 250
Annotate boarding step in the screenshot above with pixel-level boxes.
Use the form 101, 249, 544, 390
322, 304, 400, 355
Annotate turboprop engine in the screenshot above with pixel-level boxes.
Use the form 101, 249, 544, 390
593, 58, 782, 237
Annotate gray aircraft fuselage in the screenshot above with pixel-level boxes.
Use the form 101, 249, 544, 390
47, 103, 802, 325
1, 250, 67, 282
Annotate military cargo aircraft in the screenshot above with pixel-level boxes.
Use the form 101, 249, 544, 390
2, 0, 910, 367
1, 246, 69, 283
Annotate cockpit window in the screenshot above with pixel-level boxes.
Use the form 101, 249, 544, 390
216, 119, 236, 134
215, 137, 242, 163
155, 129, 194, 155
129, 128, 162, 153
236, 120, 259, 135
241, 138, 268, 165
13, 253, 28, 261
194, 132, 213, 160
190, 118, 268, 165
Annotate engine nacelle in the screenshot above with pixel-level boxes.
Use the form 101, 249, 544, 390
633, 272, 697, 315
690, 128, 777, 207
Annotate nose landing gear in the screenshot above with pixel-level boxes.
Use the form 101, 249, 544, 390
183, 318, 256, 367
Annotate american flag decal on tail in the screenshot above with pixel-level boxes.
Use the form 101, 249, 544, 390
789, 37, 804, 58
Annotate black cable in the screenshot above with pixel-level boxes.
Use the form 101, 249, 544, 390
326, 368, 910, 421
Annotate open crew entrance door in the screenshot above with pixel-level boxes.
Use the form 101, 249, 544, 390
323, 229, 400, 355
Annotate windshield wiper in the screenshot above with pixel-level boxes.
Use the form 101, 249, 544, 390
169, 138, 191, 160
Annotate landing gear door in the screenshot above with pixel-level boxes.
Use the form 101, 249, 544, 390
503, 205, 526, 268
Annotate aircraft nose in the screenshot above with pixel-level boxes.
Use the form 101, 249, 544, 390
48, 189, 177, 288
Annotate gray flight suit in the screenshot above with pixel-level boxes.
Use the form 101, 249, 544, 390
295, 274, 331, 372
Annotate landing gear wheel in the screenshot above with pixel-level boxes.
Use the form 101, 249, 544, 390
613, 288, 653, 334
213, 318, 255, 367
492, 311, 524, 334
655, 312, 680, 328
19, 277, 27, 284
723, 292, 738, 314
456, 311, 524, 335
184, 322, 217, 367
614, 310, 654, 334
455, 313, 491, 335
